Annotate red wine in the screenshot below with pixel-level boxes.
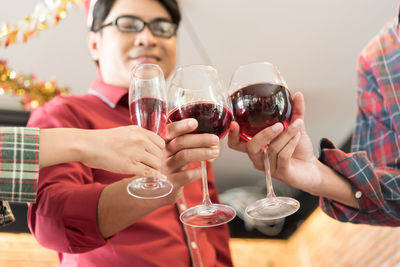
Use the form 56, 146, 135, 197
130, 97, 167, 136
230, 82, 293, 141
168, 102, 232, 139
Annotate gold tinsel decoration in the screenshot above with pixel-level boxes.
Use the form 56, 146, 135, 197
0, 0, 85, 47
0, 60, 69, 110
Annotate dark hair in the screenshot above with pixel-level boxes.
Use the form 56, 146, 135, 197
91, 0, 181, 32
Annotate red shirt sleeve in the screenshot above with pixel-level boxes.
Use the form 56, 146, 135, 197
319, 138, 400, 226
27, 99, 107, 253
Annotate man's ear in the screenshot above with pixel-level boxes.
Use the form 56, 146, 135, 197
88, 31, 100, 62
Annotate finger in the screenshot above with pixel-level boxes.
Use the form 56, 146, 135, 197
227, 121, 246, 152
167, 134, 219, 156
246, 122, 284, 156
274, 131, 301, 177
132, 129, 165, 157
292, 92, 305, 121
129, 161, 162, 178
168, 167, 202, 187
164, 147, 219, 173
165, 119, 198, 141
248, 151, 265, 171
127, 126, 165, 150
147, 133, 166, 150
291, 93, 309, 137
135, 139, 164, 165
269, 119, 302, 172
128, 150, 163, 174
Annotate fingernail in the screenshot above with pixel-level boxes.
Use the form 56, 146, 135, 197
210, 148, 219, 156
211, 135, 219, 144
187, 119, 197, 128
271, 123, 283, 132
292, 119, 302, 128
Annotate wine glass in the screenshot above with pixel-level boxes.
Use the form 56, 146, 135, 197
229, 61, 300, 220
167, 64, 236, 227
126, 63, 173, 199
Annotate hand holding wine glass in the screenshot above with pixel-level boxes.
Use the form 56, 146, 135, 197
228, 61, 300, 220
234, 91, 323, 194
167, 64, 236, 227
126, 63, 173, 199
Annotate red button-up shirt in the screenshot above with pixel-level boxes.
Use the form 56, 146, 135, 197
27, 79, 233, 267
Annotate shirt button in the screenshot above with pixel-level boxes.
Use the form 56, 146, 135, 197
355, 191, 362, 199
191, 242, 198, 249
180, 203, 187, 210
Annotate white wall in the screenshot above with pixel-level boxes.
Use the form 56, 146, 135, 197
0, 0, 398, 190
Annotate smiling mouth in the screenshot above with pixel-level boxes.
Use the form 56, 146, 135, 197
131, 56, 160, 62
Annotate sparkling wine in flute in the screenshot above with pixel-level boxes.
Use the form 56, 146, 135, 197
130, 97, 167, 136
126, 63, 173, 199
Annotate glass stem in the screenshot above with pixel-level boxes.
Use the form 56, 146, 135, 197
201, 161, 213, 207
263, 147, 276, 199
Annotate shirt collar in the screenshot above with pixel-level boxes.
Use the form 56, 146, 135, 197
88, 79, 128, 109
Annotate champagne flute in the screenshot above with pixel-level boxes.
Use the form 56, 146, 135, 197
126, 63, 173, 199
167, 64, 236, 227
229, 61, 300, 220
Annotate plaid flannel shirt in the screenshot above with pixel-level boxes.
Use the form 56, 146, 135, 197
0, 127, 39, 227
319, 12, 400, 226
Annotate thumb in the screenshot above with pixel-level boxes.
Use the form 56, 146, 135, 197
292, 91, 305, 121
228, 121, 245, 152
292, 91, 308, 134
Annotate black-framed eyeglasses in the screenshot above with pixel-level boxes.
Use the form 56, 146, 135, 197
97, 15, 177, 38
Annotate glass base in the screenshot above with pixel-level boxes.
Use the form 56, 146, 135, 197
246, 197, 300, 220
126, 177, 173, 199
180, 204, 236, 227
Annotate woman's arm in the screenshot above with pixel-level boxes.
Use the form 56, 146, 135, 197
39, 126, 164, 177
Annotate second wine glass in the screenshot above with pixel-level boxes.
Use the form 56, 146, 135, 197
167, 64, 236, 227
229, 61, 300, 220
126, 63, 173, 199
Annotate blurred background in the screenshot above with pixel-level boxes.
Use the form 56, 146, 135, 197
1, 1, 400, 266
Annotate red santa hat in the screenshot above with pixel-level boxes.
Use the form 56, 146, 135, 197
84, 0, 98, 28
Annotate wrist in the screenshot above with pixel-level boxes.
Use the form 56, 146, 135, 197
69, 129, 89, 164
312, 160, 358, 208
301, 158, 326, 197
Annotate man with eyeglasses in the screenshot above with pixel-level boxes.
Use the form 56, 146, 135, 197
26, 0, 233, 266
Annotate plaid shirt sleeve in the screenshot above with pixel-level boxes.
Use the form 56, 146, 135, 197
0, 127, 40, 227
319, 17, 400, 226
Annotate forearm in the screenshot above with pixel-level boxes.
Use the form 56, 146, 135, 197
311, 160, 359, 209
39, 128, 86, 168
97, 178, 168, 238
